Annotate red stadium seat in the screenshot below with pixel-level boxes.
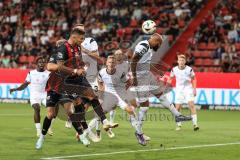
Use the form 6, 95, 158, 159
193, 51, 201, 58
28, 55, 36, 64
207, 67, 215, 72
130, 19, 138, 27
198, 43, 207, 50
19, 55, 28, 64
194, 58, 203, 66
201, 51, 212, 58
203, 59, 213, 66
206, 43, 217, 50
124, 28, 133, 35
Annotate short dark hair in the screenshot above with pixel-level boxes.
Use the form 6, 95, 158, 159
71, 28, 85, 35
36, 56, 45, 63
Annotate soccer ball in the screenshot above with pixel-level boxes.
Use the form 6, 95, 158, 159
142, 20, 156, 34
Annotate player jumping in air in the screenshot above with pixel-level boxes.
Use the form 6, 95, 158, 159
168, 54, 199, 131
10, 57, 53, 137
130, 33, 192, 143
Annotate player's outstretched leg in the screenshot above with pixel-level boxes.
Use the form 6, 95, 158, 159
159, 96, 192, 122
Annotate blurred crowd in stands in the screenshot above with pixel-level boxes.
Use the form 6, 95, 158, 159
187, 0, 240, 72
4, 0, 239, 73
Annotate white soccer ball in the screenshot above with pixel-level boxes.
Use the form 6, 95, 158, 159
142, 20, 156, 34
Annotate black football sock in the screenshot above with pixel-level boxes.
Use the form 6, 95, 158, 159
42, 117, 52, 135
70, 114, 83, 135
90, 99, 106, 122
74, 104, 88, 130
81, 119, 88, 130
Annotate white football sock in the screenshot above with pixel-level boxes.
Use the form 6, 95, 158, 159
88, 118, 98, 130
130, 114, 143, 134
191, 114, 197, 126
109, 110, 116, 124
96, 119, 101, 131
35, 123, 41, 130
138, 107, 149, 126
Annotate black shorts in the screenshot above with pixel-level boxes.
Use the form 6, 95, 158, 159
56, 76, 95, 100
46, 90, 73, 107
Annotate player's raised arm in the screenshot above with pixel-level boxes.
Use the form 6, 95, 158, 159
9, 71, 31, 94
9, 81, 30, 94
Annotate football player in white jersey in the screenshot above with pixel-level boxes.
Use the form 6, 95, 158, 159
105, 49, 139, 137
168, 54, 199, 131
9, 57, 53, 137
89, 55, 145, 145
130, 33, 192, 140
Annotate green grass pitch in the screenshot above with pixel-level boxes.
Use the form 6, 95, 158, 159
0, 103, 239, 160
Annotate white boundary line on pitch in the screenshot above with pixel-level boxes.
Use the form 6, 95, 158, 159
41, 142, 240, 160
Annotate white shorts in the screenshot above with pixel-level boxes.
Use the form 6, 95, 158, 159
101, 91, 128, 113
175, 88, 195, 104
131, 72, 165, 103
30, 92, 47, 106
126, 89, 137, 102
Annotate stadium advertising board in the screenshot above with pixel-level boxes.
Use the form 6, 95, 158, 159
0, 69, 239, 106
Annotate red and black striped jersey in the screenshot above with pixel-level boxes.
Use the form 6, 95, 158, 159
45, 42, 85, 93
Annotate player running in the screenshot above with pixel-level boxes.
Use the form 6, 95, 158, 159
35, 28, 113, 149
168, 54, 199, 131
89, 55, 145, 145
9, 57, 53, 137
130, 33, 192, 141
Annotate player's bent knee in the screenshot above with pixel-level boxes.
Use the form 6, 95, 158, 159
47, 112, 55, 119
32, 104, 41, 113
47, 107, 56, 119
